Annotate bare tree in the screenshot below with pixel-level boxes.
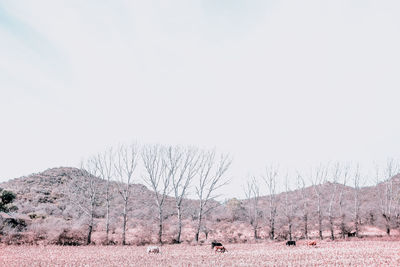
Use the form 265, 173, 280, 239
284, 174, 294, 241
327, 163, 340, 240
114, 144, 139, 245
353, 164, 361, 237
194, 150, 231, 242
376, 159, 399, 236
338, 164, 350, 239
262, 164, 278, 240
168, 146, 200, 243
244, 176, 261, 240
310, 164, 329, 240
142, 144, 171, 244
297, 173, 309, 239
93, 147, 114, 244
69, 159, 102, 245
393, 189, 400, 230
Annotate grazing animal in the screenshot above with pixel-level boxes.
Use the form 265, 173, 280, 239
286, 240, 296, 246
147, 246, 160, 254
211, 241, 223, 249
347, 232, 356, 237
307, 241, 317, 246
214, 246, 227, 253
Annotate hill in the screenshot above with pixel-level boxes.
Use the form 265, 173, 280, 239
0, 167, 399, 245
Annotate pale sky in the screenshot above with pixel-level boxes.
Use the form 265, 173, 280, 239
1, 0, 400, 198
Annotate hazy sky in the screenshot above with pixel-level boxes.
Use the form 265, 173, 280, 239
1, 0, 400, 198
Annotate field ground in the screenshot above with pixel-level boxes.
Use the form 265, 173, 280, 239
1, 240, 400, 266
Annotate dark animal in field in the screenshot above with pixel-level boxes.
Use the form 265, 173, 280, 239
286, 240, 296, 246
214, 246, 227, 253
347, 232, 356, 237
307, 241, 317, 246
211, 241, 223, 249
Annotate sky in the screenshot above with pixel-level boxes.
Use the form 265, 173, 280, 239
1, 0, 400, 199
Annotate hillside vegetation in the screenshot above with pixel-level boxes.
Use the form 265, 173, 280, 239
1, 166, 399, 245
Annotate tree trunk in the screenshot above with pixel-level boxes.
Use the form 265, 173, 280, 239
87, 224, 93, 245
340, 214, 346, 239
288, 221, 292, 241
269, 216, 275, 240
106, 196, 110, 245
318, 210, 323, 240
176, 205, 182, 243
317, 197, 323, 240
329, 215, 334, 240
122, 200, 127, 245
195, 209, 203, 242
87, 203, 94, 245
269, 202, 275, 240
355, 215, 359, 237
158, 208, 163, 244
253, 225, 258, 240
303, 214, 308, 239
385, 217, 391, 236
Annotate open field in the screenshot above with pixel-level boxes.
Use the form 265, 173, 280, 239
1, 240, 400, 266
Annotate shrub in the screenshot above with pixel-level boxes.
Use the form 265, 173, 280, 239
56, 229, 86, 246
0, 188, 16, 212
2, 231, 37, 245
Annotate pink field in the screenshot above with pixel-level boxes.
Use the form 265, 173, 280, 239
1, 241, 400, 266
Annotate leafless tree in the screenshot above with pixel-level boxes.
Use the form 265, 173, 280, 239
262, 164, 278, 240
168, 146, 200, 243
310, 164, 329, 240
142, 144, 171, 244
338, 164, 350, 239
297, 173, 309, 239
327, 163, 340, 240
393, 189, 400, 230
194, 149, 231, 242
244, 176, 261, 240
93, 147, 115, 244
114, 144, 139, 245
353, 164, 361, 237
284, 174, 294, 241
69, 159, 102, 245
376, 159, 399, 236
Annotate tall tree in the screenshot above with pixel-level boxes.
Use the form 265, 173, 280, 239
338, 164, 350, 239
310, 164, 329, 240
194, 150, 231, 242
244, 176, 261, 240
142, 144, 171, 244
353, 164, 361, 237
93, 147, 115, 244
284, 174, 294, 241
327, 163, 340, 240
114, 144, 139, 245
168, 146, 200, 243
262, 164, 278, 240
376, 159, 399, 236
297, 173, 309, 239
70, 160, 102, 245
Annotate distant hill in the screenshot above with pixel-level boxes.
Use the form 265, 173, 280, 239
0, 167, 399, 245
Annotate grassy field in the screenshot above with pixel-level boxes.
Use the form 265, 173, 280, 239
1, 240, 400, 266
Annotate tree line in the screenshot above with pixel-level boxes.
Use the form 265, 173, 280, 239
70, 143, 231, 245
69, 142, 399, 245
243, 160, 400, 242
